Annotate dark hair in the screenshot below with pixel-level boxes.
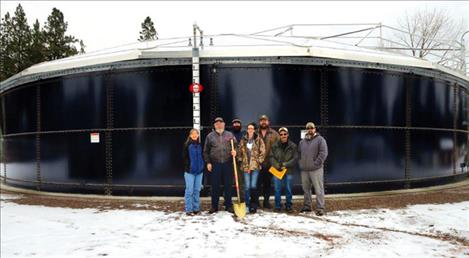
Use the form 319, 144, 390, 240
247, 122, 257, 130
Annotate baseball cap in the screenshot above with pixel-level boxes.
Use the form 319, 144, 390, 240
214, 117, 224, 123
278, 127, 289, 133
306, 122, 316, 129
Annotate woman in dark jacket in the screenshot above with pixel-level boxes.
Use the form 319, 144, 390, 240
182, 128, 205, 216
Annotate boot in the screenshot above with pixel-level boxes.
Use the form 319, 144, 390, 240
226, 206, 234, 213
315, 209, 325, 216
209, 207, 218, 214
263, 198, 272, 209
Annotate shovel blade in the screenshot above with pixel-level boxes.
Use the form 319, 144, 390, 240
233, 202, 246, 218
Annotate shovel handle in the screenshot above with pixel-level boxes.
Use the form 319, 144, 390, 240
230, 139, 241, 202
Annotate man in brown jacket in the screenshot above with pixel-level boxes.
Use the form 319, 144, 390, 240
257, 114, 280, 209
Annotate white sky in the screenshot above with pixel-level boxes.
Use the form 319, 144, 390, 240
1, 1, 468, 52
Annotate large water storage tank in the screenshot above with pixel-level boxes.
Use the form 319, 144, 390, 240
1, 31, 468, 195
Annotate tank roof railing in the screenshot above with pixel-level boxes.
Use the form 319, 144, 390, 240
55, 23, 465, 76
132, 23, 467, 76
249, 23, 467, 76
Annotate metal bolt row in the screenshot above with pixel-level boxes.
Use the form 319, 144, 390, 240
36, 86, 42, 190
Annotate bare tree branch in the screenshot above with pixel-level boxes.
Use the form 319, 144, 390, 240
396, 8, 464, 62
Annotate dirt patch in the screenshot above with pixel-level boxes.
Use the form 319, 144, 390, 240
313, 232, 341, 243
325, 187, 469, 212
2, 184, 469, 213
0, 193, 182, 212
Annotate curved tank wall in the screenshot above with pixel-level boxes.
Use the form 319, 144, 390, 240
1, 60, 468, 195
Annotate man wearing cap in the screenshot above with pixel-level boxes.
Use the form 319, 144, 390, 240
257, 114, 280, 209
231, 118, 246, 143
203, 117, 237, 214
270, 127, 298, 213
298, 122, 328, 216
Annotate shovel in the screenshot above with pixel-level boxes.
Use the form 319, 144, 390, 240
230, 139, 246, 218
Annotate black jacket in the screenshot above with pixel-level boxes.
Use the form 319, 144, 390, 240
232, 129, 246, 143
270, 140, 298, 171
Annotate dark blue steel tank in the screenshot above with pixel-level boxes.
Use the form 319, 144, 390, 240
1, 56, 468, 195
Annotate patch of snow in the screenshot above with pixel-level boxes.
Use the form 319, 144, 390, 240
328, 202, 469, 239
0, 193, 23, 201
1, 195, 468, 258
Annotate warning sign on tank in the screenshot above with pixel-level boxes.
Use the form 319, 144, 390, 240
90, 133, 100, 143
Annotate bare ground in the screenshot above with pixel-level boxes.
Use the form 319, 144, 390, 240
1, 183, 468, 213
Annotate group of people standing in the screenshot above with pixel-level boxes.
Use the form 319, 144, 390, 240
182, 115, 328, 217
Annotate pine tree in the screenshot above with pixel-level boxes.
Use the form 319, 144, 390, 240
139, 16, 158, 41
43, 8, 79, 60
0, 5, 85, 81
0, 12, 15, 81
11, 4, 32, 72
29, 19, 46, 65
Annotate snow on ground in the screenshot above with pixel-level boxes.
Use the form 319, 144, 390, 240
1, 194, 468, 258
0, 193, 23, 200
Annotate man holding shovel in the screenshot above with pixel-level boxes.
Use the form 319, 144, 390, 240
204, 117, 237, 214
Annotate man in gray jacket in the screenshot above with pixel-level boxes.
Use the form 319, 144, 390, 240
298, 122, 328, 216
204, 117, 237, 214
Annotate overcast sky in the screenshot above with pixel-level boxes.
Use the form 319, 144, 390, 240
1, 1, 468, 52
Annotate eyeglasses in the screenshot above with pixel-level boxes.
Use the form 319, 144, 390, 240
280, 133, 288, 136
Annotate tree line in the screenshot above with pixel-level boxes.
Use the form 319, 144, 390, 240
0, 4, 158, 82
0, 4, 85, 81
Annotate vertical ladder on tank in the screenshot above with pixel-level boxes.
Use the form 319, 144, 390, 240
192, 23, 203, 134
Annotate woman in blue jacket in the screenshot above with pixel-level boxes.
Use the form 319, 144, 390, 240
182, 128, 205, 216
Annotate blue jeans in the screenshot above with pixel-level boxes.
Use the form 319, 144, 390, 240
184, 172, 203, 213
243, 170, 259, 209
273, 174, 293, 209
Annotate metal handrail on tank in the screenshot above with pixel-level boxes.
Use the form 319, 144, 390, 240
247, 23, 468, 76
126, 23, 467, 76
